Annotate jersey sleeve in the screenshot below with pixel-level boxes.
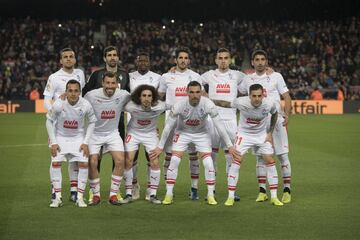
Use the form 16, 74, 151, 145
158, 75, 167, 93
124, 101, 137, 113
269, 99, 277, 114
152, 101, 167, 112
230, 97, 243, 110
46, 99, 62, 121
79, 70, 86, 90
122, 91, 131, 103
83, 90, 93, 104
85, 101, 97, 123
236, 70, 246, 90
200, 72, 210, 86
275, 73, 289, 95
238, 77, 248, 95
153, 73, 161, 89
43, 75, 55, 98
206, 99, 219, 118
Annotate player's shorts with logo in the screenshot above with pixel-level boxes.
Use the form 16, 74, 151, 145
172, 131, 212, 153
125, 129, 158, 152
235, 132, 274, 156
51, 136, 88, 163
164, 111, 196, 153
89, 131, 124, 155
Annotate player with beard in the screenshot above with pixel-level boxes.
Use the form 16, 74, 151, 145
84, 72, 131, 205
82, 46, 130, 201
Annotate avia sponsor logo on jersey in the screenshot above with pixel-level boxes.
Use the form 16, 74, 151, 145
246, 118, 261, 125
101, 110, 116, 119
175, 86, 187, 96
63, 120, 79, 129
137, 119, 151, 126
185, 119, 200, 126
216, 83, 231, 93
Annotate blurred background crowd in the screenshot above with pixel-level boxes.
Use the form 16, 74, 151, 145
0, 0, 359, 101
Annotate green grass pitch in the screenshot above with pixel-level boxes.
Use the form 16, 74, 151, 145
0, 113, 359, 240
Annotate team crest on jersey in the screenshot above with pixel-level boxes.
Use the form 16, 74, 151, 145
216, 83, 231, 93
149, 77, 153, 82
79, 109, 84, 117
199, 108, 205, 118
188, 76, 192, 81
182, 107, 190, 115
115, 98, 120, 104
262, 109, 268, 116
175, 86, 187, 96
185, 119, 200, 126
96, 99, 102, 103
76, 75, 80, 80
101, 110, 115, 119
63, 120, 79, 129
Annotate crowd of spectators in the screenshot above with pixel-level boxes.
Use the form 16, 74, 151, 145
0, 17, 359, 100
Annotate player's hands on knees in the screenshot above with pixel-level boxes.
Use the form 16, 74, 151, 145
50, 144, 61, 157
149, 147, 162, 160
265, 133, 273, 145
228, 146, 241, 160
80, 144, 89, 158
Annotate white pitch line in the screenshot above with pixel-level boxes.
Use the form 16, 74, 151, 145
0, 143, 47, 148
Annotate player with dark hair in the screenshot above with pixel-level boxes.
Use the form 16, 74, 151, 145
122, 84, 167, 204
128, 52, 161, 200
82, 46, 130, 201
43, 48, 86, 203
151, 81, 240, 205
46, 79, 96, 208
158, 46, 202, 200
84, 71, 131, 206
239, 50, 292, 204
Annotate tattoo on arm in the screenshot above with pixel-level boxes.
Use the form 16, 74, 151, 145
269, 112, 278, 133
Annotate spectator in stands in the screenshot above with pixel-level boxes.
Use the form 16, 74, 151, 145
0, 17, 359, 100
310, 87, 323, 100
29, 86, 40, 100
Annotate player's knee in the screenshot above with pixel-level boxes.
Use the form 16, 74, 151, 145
263, 154, 275, 164
150, 158, 160, 169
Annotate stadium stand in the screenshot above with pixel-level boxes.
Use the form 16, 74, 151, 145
0, 17, 359, 100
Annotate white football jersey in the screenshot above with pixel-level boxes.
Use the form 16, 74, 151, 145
43, 68, 85, 100
239, 72, 289, 112
201, 69, 245, 120
129, 71, 161, 92
158, 69, 201, 106
46, 98, 97, 138
125, 101, 167, 132
84, 88, 130, 135
171, 97, 218, 134
232, 96, 277, 135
